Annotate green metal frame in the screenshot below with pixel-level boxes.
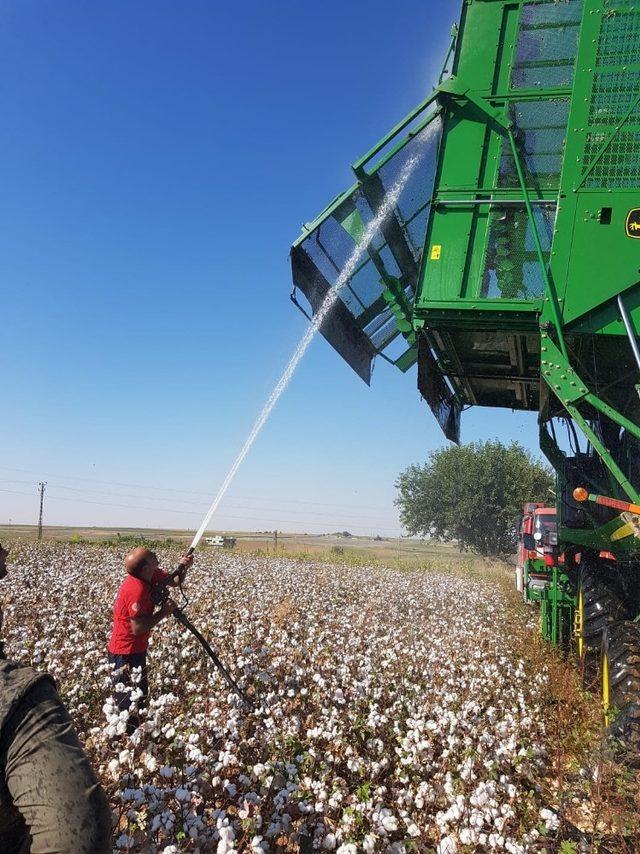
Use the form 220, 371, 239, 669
290, 0, 640, 640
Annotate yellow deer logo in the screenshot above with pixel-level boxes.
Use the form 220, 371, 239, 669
626, 209, 640, 238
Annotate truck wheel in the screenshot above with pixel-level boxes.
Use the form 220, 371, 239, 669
601, 621, 640, 754
576, 559, 628, 689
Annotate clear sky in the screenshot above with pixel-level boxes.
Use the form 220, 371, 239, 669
0, 1, 540, 537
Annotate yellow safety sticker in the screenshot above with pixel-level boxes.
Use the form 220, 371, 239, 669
430, 244, 442, 260
610, 511, 640, 541
610, 523, 635, 542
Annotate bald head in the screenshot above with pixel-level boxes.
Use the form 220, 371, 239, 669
124, 547, 159, 581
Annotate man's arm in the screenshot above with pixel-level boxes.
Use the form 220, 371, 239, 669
130, 599, 175, 636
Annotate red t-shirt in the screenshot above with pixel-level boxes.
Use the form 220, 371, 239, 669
108, 569, 168, 655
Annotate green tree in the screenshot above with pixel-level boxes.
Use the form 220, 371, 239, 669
395, 440, 554, 556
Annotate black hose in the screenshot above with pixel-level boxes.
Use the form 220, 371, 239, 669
173, 607, 255, 709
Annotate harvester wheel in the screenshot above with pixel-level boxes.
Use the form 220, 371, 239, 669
601, 621, 640, 754
576, 560, 629, 690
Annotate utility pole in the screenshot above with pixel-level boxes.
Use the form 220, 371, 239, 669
274, 530, 278, 552
37, 482, 46, 541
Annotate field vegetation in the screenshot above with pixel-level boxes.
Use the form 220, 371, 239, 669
1, 541, 639, 852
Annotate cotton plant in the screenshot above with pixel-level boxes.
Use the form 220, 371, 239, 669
2, 542, 572, 851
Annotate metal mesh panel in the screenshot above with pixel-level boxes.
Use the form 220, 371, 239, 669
584, 130, 640, 188
374, 122, 442, 262
499, 100, 569, 189
417, 335, 461, 444
596, 8, 640, 66
581, 8, 640, 188
589, 70, 640, 125
290, 116, 442, 381
481, 204, 556, 299
511, 0, 583, 90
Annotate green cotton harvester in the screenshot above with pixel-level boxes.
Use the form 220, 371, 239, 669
289, 0, 640, 744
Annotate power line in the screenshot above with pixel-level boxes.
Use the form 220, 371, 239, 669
0, 465, 392, 511
0, 487, 401, 534
37, 482, 46, 541
0, 479, 399, 522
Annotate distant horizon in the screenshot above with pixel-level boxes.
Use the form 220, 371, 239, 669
0, 520, 415, 540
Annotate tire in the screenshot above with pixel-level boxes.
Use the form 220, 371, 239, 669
601, 621, 640, 755
576, 558, 629, 690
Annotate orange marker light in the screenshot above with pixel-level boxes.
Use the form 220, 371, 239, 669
573, 487, 589, 503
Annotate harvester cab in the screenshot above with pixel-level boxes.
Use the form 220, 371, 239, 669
290, 0, 640, 730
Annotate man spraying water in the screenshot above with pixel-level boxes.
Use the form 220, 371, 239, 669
107, 547, 193, 728
108, 545, 253, 719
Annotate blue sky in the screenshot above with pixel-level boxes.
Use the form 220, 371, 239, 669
0, 1, 540, 536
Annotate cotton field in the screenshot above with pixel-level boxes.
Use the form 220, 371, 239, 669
1, 543, 592, 852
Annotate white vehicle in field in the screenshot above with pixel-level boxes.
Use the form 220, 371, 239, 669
204, 535, 236, 549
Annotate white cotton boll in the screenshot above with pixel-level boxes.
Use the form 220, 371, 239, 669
459, 828, 474, 845
362, 834, 376, 853
323, 833, 337, 849
108, 759, 120, 776
160, 765, 174, 778
176, 788, 190, 802
381, 814, 398, 832
145, 756, 158, 773
118, 749, 131, 764
219, 824, 235, 842
406, 821, 420, 838
251, 762, 267, 780
437, 836, 457, 854
540, 808, 559, 831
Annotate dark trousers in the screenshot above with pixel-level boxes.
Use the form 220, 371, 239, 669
108, 652, 148, 715
0, 679, 112, 853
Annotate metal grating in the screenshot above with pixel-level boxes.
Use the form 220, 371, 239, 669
584, 130, 640, 188
290, 116, 442, 382
417, 335, 461, 444
511, 0, 583, 90
582, 8, 640, 188
589, 70, 640, 125
499, 99, 569, 189
481, 204, 556, 299
596, 8, 640, 66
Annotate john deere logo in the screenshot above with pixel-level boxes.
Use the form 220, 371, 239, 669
626, 209, 640, 238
